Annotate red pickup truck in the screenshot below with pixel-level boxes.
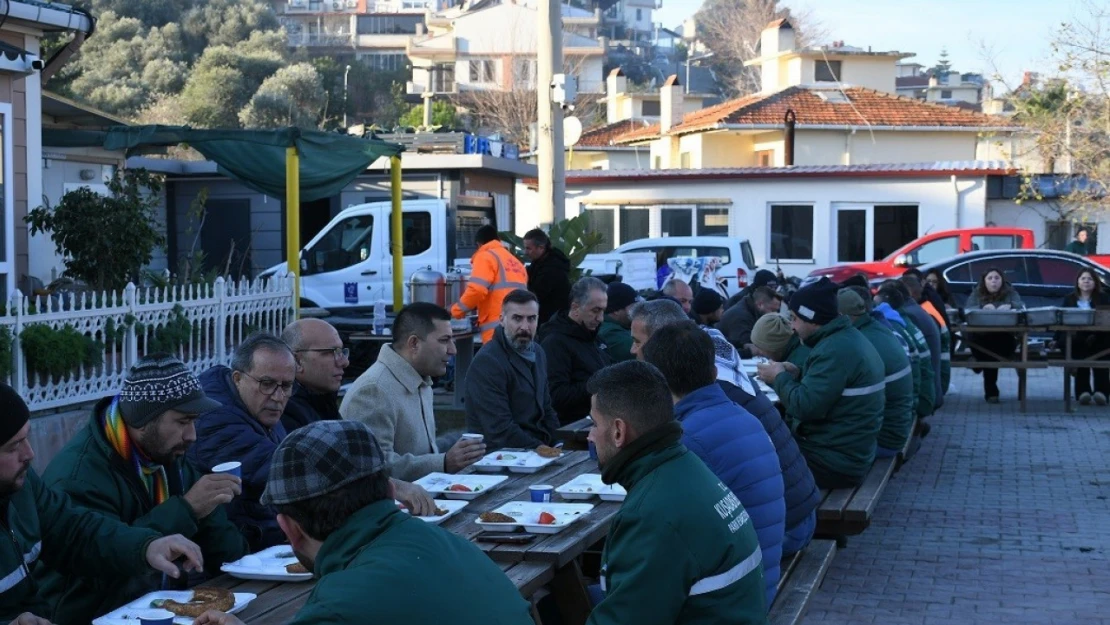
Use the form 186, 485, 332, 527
805, 227, 1110, 284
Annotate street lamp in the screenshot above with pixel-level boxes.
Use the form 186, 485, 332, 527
343, 64, 352, 130
685, 52, 714, 94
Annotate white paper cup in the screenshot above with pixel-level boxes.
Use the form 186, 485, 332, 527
461, 433, 484, 443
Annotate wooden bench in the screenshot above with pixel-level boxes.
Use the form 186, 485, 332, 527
895, 417, 918, 471
815, 456, 897, 538
555, 416, 593, 451
768, 539, 838, 625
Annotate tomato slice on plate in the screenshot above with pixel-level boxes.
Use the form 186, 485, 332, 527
538, 511, 557, 525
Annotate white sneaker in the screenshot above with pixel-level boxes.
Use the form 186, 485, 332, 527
1079, 392, 1093, 405
1095, 392, 1108, 406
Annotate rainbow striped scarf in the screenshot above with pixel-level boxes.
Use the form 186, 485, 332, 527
102, 397, 169, 505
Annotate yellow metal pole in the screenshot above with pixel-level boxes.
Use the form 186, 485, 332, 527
390, 155, 403, 310
286, 146, 301, 318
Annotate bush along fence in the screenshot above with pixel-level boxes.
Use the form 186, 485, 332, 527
1, 276, 296, 412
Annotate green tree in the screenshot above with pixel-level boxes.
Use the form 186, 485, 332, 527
178, 39, 285, 128
239, 63, 328, 129
25, 169, 166, 291
398, 100, 460, 128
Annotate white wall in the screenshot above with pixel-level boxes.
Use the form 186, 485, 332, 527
986, 199, 1110, 253
538, 174, 990, 276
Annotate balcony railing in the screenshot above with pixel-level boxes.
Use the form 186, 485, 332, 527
287, 32, 355, 47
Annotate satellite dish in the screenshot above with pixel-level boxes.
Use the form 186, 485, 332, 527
563, 116, 583, 147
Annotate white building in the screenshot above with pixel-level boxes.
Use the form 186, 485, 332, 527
408, 1, 606, 96
272, 0, 446, 71
517, 162, 1038, 274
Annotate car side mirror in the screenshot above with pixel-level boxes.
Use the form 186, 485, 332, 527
894, 254, 909, 267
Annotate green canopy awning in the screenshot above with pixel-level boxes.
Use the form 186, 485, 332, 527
43, 125, 405, 202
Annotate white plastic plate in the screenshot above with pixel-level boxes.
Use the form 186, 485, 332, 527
556, 473, 626, 502
414, 472, 509, 500
475, 501, 594, 534
220, 544, 312, 582
94, 590, 255, 625
472, 449, 562, 474
396, 498, 468, 524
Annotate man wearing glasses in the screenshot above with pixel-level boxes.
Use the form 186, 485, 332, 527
190, 333, 298, 550
280, 318, 350, 432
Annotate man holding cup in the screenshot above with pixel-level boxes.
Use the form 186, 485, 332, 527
36, 354, 247, 625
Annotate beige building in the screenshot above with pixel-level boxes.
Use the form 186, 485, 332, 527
592, 19, 1025, 171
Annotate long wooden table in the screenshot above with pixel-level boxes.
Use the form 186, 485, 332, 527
951, 312, 1110, 412
206, 451, 611, 624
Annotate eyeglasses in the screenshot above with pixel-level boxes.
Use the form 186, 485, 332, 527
295, 347, 351, 361
239, 371, 295, 397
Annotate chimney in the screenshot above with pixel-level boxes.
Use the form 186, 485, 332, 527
660, 74, 684, 133
759, 18, 795, 55
606, 68, 628, 124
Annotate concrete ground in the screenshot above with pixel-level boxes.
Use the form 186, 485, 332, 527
802, 368, 1110, 624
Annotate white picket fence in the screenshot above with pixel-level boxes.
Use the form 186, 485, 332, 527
2, 276, 296, 412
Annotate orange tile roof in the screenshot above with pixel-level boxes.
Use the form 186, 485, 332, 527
612, 86, 1019, 144
576, 119, 654, 148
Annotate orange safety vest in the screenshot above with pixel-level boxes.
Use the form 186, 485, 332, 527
452, 240, 529, 342
920, 300, 947, 329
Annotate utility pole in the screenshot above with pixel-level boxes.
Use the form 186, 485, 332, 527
343, 64, 351, 130
536, 0, 565, 224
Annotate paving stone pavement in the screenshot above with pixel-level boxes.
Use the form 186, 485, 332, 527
801, 368, 1110, 625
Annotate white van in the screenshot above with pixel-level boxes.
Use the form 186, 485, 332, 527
610, 236, 759, 296
262, 199, 472, 309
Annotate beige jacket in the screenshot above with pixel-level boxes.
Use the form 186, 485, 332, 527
340, 344, 445, 480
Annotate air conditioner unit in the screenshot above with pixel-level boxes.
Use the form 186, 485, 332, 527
333, 0, 342, 9
347, 0, 358, 7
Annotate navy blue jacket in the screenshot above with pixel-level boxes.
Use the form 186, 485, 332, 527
189, 366, 287, 552
674, 383, 786, 607
718, 380, 821, 535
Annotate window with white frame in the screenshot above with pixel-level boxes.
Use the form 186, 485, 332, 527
513, 58, 536, 86
469, 59, 497, 83
363, 53, 406, 72
769, 204, 814, 261
586, 204, 731, 249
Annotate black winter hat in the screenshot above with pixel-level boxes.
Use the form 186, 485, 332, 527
789, 277, 840, 325
0, 384, 29, 446
753, 270, 778, 288
693, 289, 724, 316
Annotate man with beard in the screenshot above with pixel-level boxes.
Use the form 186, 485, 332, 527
342, 303, 486, 480
540, 277, 613, 425
0, 383, 204, 625
585, 361, 768, 624
718, 286, 783, 358
194, 421, 533, 625
524, 228, 571, 324
37, 355, 247, 625
465, 289, 560, 450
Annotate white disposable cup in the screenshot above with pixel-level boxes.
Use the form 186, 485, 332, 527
461, 433, 484, 443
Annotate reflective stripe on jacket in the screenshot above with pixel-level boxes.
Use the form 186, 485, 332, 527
452, 241, 528, 342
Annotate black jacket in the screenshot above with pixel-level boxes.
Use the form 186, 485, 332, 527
539, 312, 612, 425
281, 384, 341, 433
1057, 291, 1110, 355
464, 327, 560, 450
527, 248, 572, 324
717, 295, 762, 358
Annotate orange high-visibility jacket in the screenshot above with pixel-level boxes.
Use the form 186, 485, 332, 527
920, 300, 947, 329
452, 240, 529, 342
